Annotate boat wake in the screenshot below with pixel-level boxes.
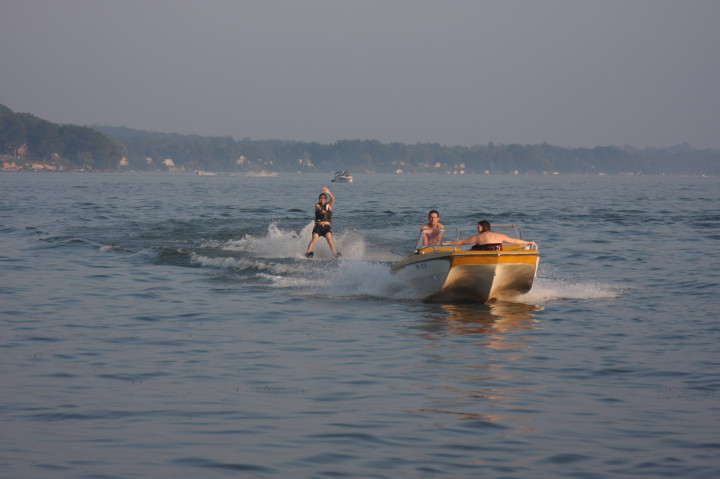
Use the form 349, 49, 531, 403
189, 222, 624, 304
511, 275, 625, 304
191, 222, 415, 301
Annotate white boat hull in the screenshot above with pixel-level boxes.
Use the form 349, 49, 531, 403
331, 171, 353, 182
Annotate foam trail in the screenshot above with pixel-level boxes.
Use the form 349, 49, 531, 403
511, 276, 624, 304
326, 260, 416, 300
215, 222, 310, 258
190, 253, 299, 276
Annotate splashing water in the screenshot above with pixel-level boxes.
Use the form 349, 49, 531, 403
513, 276, 624, 304
190, 222, 415, 300
192, 221, 622, 304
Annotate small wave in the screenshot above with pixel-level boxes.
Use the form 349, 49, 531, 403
99, 244, 134, 253
39, 236, 111, 251
190, 253, 300, 276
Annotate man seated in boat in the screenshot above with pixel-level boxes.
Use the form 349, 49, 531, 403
420, 210, 445, 245
443, 220, 536, 250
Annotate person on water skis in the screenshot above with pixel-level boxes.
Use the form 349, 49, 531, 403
306, 186, 340, 258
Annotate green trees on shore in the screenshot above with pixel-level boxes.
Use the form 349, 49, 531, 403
0, 104, 123, 170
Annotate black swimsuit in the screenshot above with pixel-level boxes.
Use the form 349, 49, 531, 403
471, 243, 503, 251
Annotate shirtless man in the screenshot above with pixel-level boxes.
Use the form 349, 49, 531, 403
420, 210, 444, 246
444, 220, 536, 249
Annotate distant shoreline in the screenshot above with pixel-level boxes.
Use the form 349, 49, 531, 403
1, 168, 714, 177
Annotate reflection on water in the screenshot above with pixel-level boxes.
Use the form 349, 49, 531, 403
410, 301, 544, 433
414, 301, 543, 339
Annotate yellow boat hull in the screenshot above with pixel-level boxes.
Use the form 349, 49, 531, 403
391, 245, 539, 302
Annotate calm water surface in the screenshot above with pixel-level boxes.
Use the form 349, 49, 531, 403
1, 172, 719, 478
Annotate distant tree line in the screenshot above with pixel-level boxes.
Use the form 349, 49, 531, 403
2, 103, 718, 174
0, 104, 122, 170
95, 126, 720, 175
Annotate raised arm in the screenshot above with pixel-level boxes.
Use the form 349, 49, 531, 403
322, 186, 335, 207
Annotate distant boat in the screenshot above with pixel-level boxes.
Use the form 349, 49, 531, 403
195, 170, 216, 176
331, 170, 353, 183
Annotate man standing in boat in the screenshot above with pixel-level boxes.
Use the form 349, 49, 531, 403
444, 220, 536, 250
306, 186, 339, 258
421, 210, 444, 246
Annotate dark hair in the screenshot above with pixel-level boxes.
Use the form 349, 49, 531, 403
319, 193, 328, 200
428, 209, 439, 218
477, 220, 491, 232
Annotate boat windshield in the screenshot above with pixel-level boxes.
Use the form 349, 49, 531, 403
413, 224, 524, 251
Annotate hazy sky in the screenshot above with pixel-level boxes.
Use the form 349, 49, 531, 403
2, 0, 719, 149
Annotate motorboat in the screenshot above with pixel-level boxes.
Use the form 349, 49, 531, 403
390, 225, 539, 303
331, 170, 353, 183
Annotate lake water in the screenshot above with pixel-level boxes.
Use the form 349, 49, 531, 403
1, 172, 719, 478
